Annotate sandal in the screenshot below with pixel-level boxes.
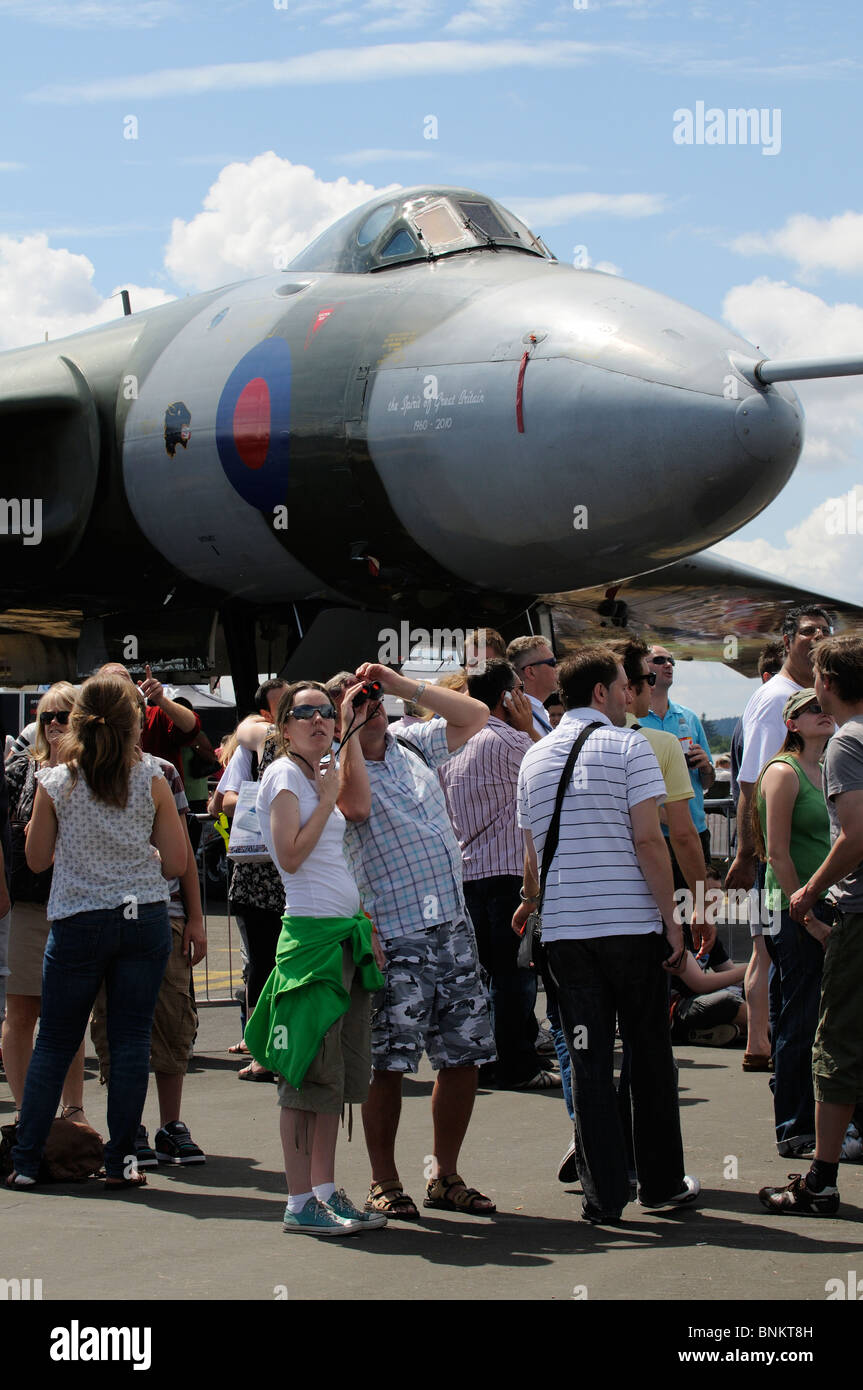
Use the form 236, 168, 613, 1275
742, 1053, 772, 1072
60, 1105, 86, 1122
424, 1173, 496, 1215
238, 1063, 277, 1083
104, 1172, 147, 1194
514, 1070, 561, 1090
365, 1179, 421, 1221
228, 1041, 250, 1055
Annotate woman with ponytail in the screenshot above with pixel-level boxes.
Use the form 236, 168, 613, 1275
7, 675, 187, 1191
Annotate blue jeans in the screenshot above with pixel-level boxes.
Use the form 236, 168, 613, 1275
13, 902, 171, 1180
764, 908, 824, 1153
541, 966, 573, 1119
548, 932, 685, 1217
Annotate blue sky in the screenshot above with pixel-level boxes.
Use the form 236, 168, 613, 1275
1, 0, 861, 716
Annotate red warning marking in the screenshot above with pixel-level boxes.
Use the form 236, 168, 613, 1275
233, 377, 270, 470
304, 303, 341, 350
516, 351, 529, 433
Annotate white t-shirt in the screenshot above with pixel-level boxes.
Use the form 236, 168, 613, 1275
216, 745, 254, 795
517, 708, 666, 941
256, 757, 360, 919
738, 674, 801, 784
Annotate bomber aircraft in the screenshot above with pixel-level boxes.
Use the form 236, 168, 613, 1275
1, 185, 861, 707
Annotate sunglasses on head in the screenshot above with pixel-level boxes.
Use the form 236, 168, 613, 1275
287, 704, 337, 722
39, 709, 71, 725
522, 657, 557, 670
650, 655, 675, 667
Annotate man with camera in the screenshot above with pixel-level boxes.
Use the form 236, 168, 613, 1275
337, 662, 497, 1221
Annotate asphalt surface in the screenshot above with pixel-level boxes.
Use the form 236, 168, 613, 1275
2, 1000, 862, 1304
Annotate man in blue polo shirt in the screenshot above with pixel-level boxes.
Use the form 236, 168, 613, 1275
644, 645, 715, 876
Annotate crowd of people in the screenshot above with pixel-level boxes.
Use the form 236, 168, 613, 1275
0, 611, 861, 1233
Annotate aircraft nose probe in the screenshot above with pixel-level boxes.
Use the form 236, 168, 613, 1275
730, 351, 863, 386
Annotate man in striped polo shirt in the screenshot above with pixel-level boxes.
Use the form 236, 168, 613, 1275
438, 658, 552, 1090
514, 646, 700, 1224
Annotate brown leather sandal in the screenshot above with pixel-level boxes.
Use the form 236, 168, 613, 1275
365, 1179, 421, 1221
742, 1053, 773, 1072
423, 1173, 496, 1215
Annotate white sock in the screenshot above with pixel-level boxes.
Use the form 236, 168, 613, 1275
313, 1181, 336, 1203
287, 1190, 314, 1213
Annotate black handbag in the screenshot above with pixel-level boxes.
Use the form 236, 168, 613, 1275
517, 722, 601, 968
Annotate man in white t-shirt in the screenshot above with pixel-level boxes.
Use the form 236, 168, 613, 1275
726, 606, 833, 1069
514, 646, 699, 1224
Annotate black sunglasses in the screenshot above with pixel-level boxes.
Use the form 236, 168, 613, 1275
287, 704, 337, 722
798, 701, 823, 715
650, 655, 675, 667
39, 709, 71, 725
633, 672, 657, 688
522, 657, 557, 670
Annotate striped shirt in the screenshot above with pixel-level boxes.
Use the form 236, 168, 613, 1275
517, 707, 666, 941
438, 716, 532, 880
343, 719, 465, 941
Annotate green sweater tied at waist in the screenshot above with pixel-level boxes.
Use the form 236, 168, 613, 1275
244, 911, 384, 1090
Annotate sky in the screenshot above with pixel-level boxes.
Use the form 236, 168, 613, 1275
1, 0, 861, 717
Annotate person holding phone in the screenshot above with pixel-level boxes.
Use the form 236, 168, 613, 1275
242, 681, 386, 1237
8, 674, 187, 1190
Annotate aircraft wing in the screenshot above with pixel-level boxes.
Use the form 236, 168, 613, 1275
543, 551, 863, 676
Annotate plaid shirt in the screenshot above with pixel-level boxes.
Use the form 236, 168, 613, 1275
438, 716, 532, 880
343, 719, 465, 941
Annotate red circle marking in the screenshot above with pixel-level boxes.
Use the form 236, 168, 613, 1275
233, 377, 271, 470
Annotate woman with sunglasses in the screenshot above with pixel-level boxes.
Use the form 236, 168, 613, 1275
240, 681, 386, 1236
2, 685, 92, 1126
753, 689, 834, 1158
7, 675, 187, 1190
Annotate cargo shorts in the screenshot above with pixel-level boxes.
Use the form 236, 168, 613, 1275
371, 918, 496, 1073
277, 942, 372, 1114
812, 910, 863, 1106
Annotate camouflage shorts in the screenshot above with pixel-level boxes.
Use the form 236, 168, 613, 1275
372, 919, 496, 1073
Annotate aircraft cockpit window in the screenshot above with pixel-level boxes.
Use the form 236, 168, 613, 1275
381, 229, 417, 258
412, 202, 468, 251
457, 200, 509, 240
357, 204, 396, 246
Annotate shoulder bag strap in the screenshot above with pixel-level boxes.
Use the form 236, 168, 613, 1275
537, 721, 602, 911
396, 735, 430, 767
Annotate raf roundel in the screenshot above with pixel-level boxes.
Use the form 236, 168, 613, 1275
216, 337, 292, 510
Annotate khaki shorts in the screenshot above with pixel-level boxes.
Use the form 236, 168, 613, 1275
277, 942, 372, 1114
6, 901, 50, 996
91, 920, 197, 1080
813, 910, 863, 1106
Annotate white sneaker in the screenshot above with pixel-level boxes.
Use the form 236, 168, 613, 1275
639, 1175, 701, 1210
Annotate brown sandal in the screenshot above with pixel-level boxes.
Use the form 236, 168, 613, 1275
365, 1179, 421, 1221
742, 1053, 772, 1072
424, 1173, 496, 1215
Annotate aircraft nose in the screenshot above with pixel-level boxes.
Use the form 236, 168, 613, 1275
734, 384, 802, 464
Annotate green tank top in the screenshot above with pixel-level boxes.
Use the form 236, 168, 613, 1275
757, 754, 831, 911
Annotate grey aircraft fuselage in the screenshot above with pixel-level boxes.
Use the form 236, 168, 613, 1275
0, 185, 819, 683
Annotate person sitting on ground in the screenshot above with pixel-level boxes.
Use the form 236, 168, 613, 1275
667, 941, 747, 1046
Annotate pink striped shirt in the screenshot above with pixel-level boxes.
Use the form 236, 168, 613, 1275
438, 716, 532, 880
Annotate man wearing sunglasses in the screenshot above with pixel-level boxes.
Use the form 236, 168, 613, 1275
645, 645, 715, 869
506, 637, 560, 737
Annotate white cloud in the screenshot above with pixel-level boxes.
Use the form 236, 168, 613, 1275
713, 488, 863, 606
164, 154, 396, 292
0, 162, 24, 172
722, 277, 863, 467
363, 0, 439, 30
507, 191, 667, 226
445, 0, 524, 34
27, 40, 613, 103
730, 211, 863, 278
0, 234, 173, 352
0, 0, 179, 26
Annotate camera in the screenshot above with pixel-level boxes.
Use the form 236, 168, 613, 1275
352, 680, 382, 708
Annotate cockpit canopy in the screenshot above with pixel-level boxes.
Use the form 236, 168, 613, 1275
288, 187, 556, 274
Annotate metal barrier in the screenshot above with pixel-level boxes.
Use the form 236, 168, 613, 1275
193, 814, 244, 1008
704, 795, 736, 875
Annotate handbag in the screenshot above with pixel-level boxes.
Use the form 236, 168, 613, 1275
517, 721, 601, 969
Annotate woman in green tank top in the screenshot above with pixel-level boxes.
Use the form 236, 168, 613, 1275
753, 688, 834, 1158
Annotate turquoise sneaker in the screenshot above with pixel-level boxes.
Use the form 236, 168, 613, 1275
282, 1196, 364, 1237
326, 1187, 387, 1230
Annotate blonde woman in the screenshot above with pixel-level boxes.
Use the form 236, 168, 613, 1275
2, 684, 91, 1125
7, 675, 186, 1190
